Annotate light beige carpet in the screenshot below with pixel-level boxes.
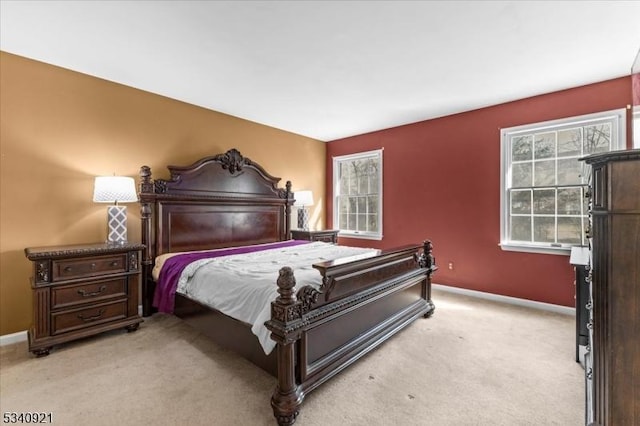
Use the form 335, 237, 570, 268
0, 289, 584, 425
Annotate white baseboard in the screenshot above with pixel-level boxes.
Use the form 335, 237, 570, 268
432, 283, 575, 316
0, 330, 28, 347
1, 305, 144, 348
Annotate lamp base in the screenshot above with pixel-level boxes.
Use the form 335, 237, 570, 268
297, 208, 309, 231
107, 205, 128, 244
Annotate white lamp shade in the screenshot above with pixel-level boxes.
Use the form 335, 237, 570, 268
93, 176, 138, 204
294, 190, 314, 206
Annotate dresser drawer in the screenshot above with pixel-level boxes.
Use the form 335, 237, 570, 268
52, 300, 127, 335
52, 253, 127, 281
51, 278, 127, 309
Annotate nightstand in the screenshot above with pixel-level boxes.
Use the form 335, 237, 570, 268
24, 242, 144, 356
291, 229, 339, 244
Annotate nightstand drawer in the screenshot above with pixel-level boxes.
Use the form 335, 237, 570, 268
291, 229, 339, 243
52, 253, 127, 281
51, 278, 127, 309
52, 300, 127, 335
313, 234, 337, 243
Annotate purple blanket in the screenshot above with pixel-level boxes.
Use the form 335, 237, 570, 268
154, 240, 311, 313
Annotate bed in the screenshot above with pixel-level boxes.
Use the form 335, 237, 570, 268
138, 148, 437, 425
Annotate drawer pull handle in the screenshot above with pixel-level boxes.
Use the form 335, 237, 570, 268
64, 266, 73, 272
110, 261, 119, 267
77, 285, 107, 297
90, 263, 96, 269
77, 309, 105, 322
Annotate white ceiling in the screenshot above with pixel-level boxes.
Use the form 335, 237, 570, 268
1, 1, 639, 141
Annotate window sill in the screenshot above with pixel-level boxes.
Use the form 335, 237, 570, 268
499, 243, 571, 256
338, 232, 383, 241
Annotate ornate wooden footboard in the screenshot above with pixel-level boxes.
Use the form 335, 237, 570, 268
138, 148, 436, 425
267, 241, 436, 425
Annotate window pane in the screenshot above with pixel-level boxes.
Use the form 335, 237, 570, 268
534, 132, 556, 159
357, 214, 367, 231
512, 135, 532, 161
352, 160, 365, 178
357, 197, 366, 214
339, 214, 348, 229
348, 214, 357, 230
511, 190, 531, 214
584, 123, 611, 154
558, 128, 582, 157
369, 172, 379, 193
358, 175, 368, 194
511, 216, 531, 241
349, 198, 357, 215
368, 214, 378, 232
339, 196, 349, 214
367, 196, 378, 215
557, 217, 583, 244
534, 160, 555, 186
557, 188, 582, 215
340, 162, 350, 179
534, 217, 555, 243
340, 178, 349, 196
348, 177, 358, 195
512, 163, 532, 187
557, 158, 582, 185
533, 189, 555, 214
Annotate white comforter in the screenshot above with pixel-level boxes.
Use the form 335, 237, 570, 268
175, 242, 378, 354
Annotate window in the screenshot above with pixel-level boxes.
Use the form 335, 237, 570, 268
500, 109, 625, 254
333, 149, 383, 240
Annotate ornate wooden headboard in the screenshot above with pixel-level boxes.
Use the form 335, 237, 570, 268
138, 148, 294, 315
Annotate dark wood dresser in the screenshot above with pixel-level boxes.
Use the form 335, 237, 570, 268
290, 229, 339, 244
24, 242, 144, 356
583, 149, 640, 425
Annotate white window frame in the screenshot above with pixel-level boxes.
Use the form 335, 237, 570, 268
633, 109, 640, 148
333, 149, 383, 240
500, 108, 626, 255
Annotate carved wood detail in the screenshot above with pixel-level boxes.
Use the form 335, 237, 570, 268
35, 260, 50, 284
213, 148, 250, 174
128, 251, 139, 271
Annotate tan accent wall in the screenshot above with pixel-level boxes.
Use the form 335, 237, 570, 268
0, 52, 326, 336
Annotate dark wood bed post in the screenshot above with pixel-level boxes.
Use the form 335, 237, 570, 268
420, 240, 437, 318
284, 180, 292, 241
139, 165, 154, 317
266, 267, 305, 425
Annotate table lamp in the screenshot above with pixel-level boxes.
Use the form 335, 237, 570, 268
294, 190, 314, 230
93, 176, 138, 244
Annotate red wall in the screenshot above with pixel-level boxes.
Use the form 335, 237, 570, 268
326, 77, 632, 307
